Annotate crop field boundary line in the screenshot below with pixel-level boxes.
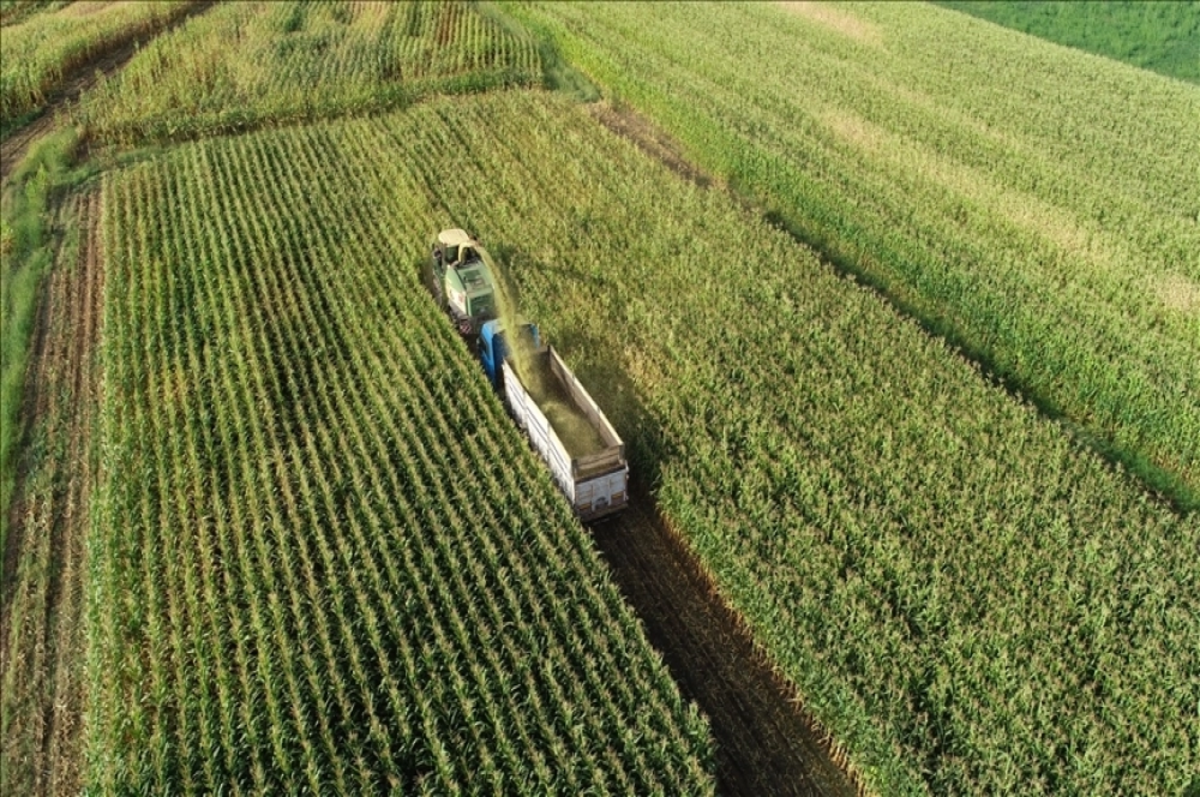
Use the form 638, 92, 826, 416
588, 98, 1193, 518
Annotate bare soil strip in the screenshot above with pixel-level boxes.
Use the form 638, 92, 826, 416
593, 488, 861, 796
0, 1, 214, 184
589, 102, 715, 189
1, 191, 103, 796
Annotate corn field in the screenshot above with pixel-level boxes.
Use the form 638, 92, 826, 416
0, 0, 195, 123
88, 96, 715, 793
505, 0, 1200, 510
8, 2, 1197, 795
87, 87, 1198, 795
75, 1, 541, 145
262, 89, 1193, 796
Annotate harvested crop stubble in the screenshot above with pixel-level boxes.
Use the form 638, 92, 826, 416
525, 360, 607, 458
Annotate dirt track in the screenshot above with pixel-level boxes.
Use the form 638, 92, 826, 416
1, 191, 103, 796
593, 490, 859, 796
43, 190, 102, 796
590, 102, 713, 189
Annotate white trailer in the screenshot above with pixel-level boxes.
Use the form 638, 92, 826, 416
502, 347, 628, 521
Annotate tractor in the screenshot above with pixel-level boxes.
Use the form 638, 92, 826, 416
425, 228, 498, 340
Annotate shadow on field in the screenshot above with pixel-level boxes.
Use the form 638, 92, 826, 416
562, 333, 859, 797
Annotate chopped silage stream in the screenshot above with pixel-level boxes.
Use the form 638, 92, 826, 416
485, 248, 607, 459
522, 358, 607, 458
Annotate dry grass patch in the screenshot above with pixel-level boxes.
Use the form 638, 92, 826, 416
777, 2, 882, 47
1154, 273, 1200, 316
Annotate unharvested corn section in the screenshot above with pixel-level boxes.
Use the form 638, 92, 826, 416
83, 116, 712, 793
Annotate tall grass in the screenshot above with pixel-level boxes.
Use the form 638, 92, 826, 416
0, 127, 75, 556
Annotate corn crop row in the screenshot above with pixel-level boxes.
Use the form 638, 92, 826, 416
329, 90, 1194, 796
75, 1, 541, 146
0, 0, 195, 122
504, 0, 1200, 509
86, 96, 714, 793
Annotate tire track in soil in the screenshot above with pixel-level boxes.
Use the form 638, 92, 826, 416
592, 487, 860, 797
0, 1, 215, 184
1, 191, 103, 796
588, 99, 862, 795
45, 189, 102, 796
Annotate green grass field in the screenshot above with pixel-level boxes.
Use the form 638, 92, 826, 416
937, 0, 1200, 84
